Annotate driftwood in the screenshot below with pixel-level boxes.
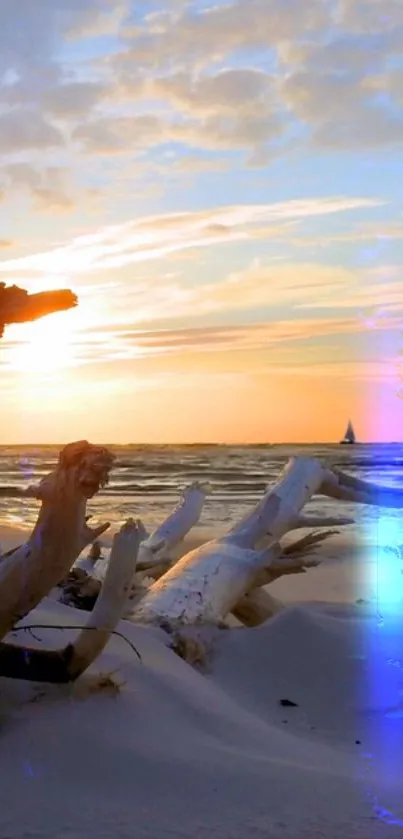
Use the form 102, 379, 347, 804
130, 458, 336, 629
0, 282, 77, 338
1, 448, 403, 677
129, 456, 403, 660
54, 481, 211, 610
0, 441, 114, 641
321, 467, 403, 507
0, 519, 141, 682
137, 481, 210, 570
232, 589, 284, 627
232, 531, 337, 626
59, 573, 102, 611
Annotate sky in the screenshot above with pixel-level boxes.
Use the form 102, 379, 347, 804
0, 0, 402, 444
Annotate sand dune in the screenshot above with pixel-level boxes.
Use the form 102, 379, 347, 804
1, 589, 402, 838
1, 525, 402, 838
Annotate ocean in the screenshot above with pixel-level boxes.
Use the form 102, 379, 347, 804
1, 443, 402, 539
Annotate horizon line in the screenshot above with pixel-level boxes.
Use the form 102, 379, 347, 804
0, 440, 402, 448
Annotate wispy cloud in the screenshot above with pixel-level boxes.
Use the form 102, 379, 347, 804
0, 196, 382, 281
289, 223, 403, 248
85, 315, 366, 358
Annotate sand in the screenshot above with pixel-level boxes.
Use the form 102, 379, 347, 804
1, 526, 403, 838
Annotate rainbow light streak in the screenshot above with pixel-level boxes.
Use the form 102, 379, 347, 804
364, 450, 403, 826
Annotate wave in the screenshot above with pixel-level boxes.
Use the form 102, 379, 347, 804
103, 480, 270, 495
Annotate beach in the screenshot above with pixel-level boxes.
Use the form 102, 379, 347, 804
1, 445, 403, 837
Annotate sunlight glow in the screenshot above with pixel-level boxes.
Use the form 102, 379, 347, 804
3, 295, 103, 375
9, 315, 77, 373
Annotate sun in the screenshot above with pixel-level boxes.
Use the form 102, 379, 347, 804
6, 310, 79, 374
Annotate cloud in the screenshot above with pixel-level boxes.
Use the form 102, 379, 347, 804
298, 276, 403, 314
65, 0, 129, 39
280, 68, 403, 149
68, 65, 279, 161
151, 68, 272, 115
288, 222, 403, 248
0, 0, 401, 174
72, 109, 284, 161
338, 0, 403, 34
379, 68, 403, 108
155, 153, 231, 176
0, 164, 74, 212
6, 314, 396, 391
0, 196, 382, 280
0, 111, 64, 154
1, 313, 364, 372
188, 261, 357, 317
0, 0, 401, 177
314, 108, 403, 150
0, 0, 119, 72
72, 113, 169, 155
104, 316, 367, 357
118, 0, 329, 71
0, 1, 126, 152
101, 0, 402, 156
42, 81, 109, 119
278, 29, 403, 75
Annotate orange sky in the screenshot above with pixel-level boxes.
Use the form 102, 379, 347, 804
0, 314, 401, 444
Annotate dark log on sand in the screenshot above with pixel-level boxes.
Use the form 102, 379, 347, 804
0, 520, 141, 682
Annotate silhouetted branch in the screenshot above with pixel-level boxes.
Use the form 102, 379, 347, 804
0, 283, 78, 337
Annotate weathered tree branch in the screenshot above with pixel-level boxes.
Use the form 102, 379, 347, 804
137, 481, 210, 571
319, 467, 403, 507
0, 283, 77, 337
0, 441, 114, 641
0, 519, 140, 682
131, 458, 329, 630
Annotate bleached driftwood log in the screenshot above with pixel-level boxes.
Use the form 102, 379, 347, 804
130, 456, 403, 645
232, 529, 339, 626
130, 458, 339, 631
68, 519, 141, 676
137, 481, 210, 571
0, 519, 141, 682
0, 441, 114, 641
321, 467, 403, 507
0, 514, 103, 564
232, 588, 284, 627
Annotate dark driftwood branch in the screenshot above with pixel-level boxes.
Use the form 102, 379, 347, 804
0, 283, 77, 337
0, 640, 75, 682
0, 624, 142, 683
0, 519, 141, 683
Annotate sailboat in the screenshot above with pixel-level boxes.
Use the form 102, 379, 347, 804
339, 420, 356, 445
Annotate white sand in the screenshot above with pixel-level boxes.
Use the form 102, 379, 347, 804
1, 527, 403, 838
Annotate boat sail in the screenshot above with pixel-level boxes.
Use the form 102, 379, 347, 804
340, 420, 356, 445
